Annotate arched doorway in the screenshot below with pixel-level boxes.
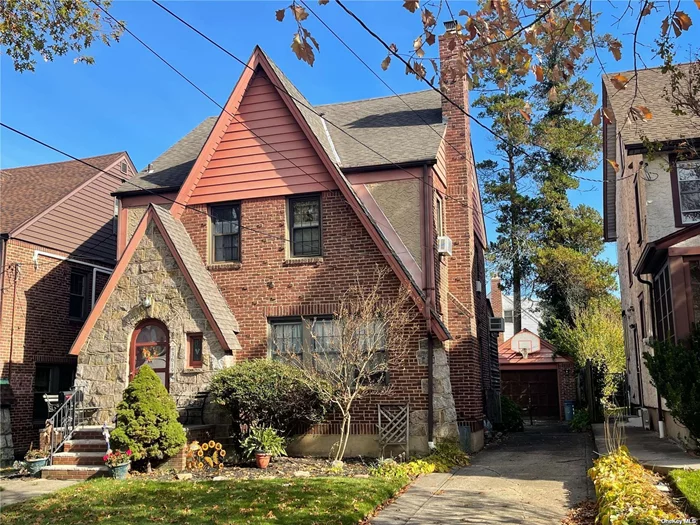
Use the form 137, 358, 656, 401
130, 319, 169, 390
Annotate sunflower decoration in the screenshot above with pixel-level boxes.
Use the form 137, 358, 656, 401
215, 443, 222, 451
197, 449, 204, 457
185, 439, 226, 471
201, 443, 209, 452
198, 462, 204, 469
208, 440, 216, 448
219, 449, 226, 458
218, 462, 224, 470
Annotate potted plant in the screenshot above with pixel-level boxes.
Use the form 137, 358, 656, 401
24, 445, 49, 476
240, 426, 286, 469
104, 449, 132, 479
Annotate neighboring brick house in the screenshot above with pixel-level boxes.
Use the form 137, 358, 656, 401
0, 153, 136, 459
603, 64, 700, 445
70, 34, 494, 456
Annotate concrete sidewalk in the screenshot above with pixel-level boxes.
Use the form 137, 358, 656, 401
592, 423, 700, 474
0, 477, 76, 508
373, 421, 593, 524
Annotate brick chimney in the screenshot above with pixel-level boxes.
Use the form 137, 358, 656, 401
438, 22, 485, 424
490, 276, 504, 344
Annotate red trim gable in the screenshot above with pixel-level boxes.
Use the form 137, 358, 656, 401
169, 46, 449, 341
69, 206, 236, 355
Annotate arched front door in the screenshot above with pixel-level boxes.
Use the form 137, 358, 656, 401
130, 319, 169, 390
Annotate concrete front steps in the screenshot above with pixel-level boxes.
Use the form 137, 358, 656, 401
41, 426, 111, 480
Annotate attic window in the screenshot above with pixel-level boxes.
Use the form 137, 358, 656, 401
672, 158, 700, 226
120, 161, 128, 174
504, 309, 513, 324
210, 203, 241, 263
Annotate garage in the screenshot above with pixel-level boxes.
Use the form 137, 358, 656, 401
498, 329, 576, 421
501, 369, 560, 418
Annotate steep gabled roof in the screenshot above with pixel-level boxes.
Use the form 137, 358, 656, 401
1, 152, 125, 234
70, 204, 241, 355
603, 63, 700, 147
167, 47, 449, 341
113, 57, 444, 195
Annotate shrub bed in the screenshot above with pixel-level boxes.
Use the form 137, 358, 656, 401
588, 446, 685, 524
369, 441, 470, 480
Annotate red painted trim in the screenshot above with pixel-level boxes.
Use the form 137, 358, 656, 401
345, 167, 424, 185
168, 47, 443, 339
131, 319, 170, 390
120, 193, 178, 207
670, 256, 690, 339
70, 206, 234, 355
70, 207, 151, 355
187, 333, 204, 368
117, 203, 127, 259
669, 246, 700, 256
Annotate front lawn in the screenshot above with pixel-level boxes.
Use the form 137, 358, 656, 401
670, 469, 700, 517
0, 477, 405, 525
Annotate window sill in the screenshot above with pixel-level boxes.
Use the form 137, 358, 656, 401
283, 257, 324, 266
207, 262, 241, 271
182, 367, 204, 374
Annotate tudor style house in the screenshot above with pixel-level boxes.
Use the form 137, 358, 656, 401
0, 153, 136, 462
603, 64, 700, 445
69, 32, 494, 460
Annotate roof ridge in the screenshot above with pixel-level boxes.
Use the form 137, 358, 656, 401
607, 61, 697, 78
316, 89, 435, 109
1, 151, 124, 172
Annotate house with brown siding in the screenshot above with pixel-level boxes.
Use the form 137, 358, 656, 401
0, 152, 136, 462
64, 33, 497, 474
603, 64, 700, 446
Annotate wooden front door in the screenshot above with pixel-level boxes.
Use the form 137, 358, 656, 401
130, 320, 169, 390
501, 369, 560, 418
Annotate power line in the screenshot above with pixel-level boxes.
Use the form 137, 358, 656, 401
332, 0, 636, 185
1, 122, 431, 261
147, 0, 497, 222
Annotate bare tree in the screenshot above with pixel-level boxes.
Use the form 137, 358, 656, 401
273, 267, 418, 462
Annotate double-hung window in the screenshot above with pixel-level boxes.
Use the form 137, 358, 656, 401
673, 159, 700, 225
269, 317, 388, 384
503, 309, 514, 324
211, 203, 241, 263
288, 195, 321, 257
69, 271, 87, 320
653, 263, 675, 343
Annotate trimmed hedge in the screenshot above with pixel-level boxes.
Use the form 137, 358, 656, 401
589, 446, 685, 524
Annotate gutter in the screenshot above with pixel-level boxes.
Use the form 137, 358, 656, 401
421, 163, 437, 447
341, 158, 438, 174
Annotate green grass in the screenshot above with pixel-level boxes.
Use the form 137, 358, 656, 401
670, 469, 700, 517
0, 477, 406, 525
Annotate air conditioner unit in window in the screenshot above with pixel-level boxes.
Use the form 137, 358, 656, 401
489, 317, 505, 333
437, 235, 453, 256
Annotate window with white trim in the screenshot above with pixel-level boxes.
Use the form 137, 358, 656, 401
675, 159, 700, 224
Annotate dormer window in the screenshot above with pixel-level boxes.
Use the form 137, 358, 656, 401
672, 158, 700, 226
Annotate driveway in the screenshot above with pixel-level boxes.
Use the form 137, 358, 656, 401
373, 421, 594, 524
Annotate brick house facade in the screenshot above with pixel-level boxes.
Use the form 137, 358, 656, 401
70, 37, 496, 455
0, 153, 136, 460
603, 64, 700, 445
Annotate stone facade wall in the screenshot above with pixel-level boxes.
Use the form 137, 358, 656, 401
75, 222, 233, 424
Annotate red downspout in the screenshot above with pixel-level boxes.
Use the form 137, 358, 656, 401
422, 163, 437, 444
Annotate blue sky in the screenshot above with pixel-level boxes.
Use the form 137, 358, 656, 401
2, 1, 697, 275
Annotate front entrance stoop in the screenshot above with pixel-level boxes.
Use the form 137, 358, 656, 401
41, 426, 111, 480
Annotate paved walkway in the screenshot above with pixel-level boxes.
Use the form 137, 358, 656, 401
0, 477, 76, 508
373, 421, 593, 524
592, 423, 700, 474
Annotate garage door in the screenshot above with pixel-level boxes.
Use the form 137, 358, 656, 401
501, 369, 560, 418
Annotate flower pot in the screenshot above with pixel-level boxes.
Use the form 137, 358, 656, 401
25, 457, 49, 476
109, 462, 130, 480
255, 453, 271, 469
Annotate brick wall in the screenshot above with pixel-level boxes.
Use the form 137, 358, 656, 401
180, 191, 432, 429
438, 30, 485, 423
0, 239, 110, 452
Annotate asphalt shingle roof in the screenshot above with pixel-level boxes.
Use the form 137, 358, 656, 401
1, 152, 124, 234
115, 55, 444, 194
604, 63, 700, 146
152, 204, 241, 350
